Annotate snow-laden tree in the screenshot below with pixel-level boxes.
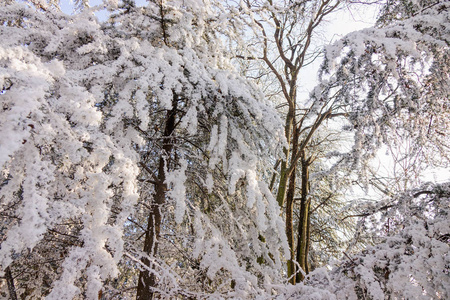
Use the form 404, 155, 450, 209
0, 5, 145, 300
318, 0, 450, 178
100, 1, 289, 298
271, 181, 450, 299
304, 0, 450, 282
0, 3, 143, 298
333, 182, 450, 300
0, 0, 289, 298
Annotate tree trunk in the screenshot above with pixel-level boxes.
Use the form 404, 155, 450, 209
5, 266, 17, 300
276, 105, 295, 207
305, 209, 311, 274
136, 94, 178, 300
285, 120, 298, 284
296, 152, 311, 282
286, 174, 296, 284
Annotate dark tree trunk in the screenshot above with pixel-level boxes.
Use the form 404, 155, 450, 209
136, 94, 178, 300
296, 152, 311, 282
5, 266, 17, 300
286, 173, 296, 284
305, 209, 311, 274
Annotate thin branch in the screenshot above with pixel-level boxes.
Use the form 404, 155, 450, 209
310, 194, 333, 214
413, 190, 434, 198
288, 107, 333, 175
139, 162, 159, 183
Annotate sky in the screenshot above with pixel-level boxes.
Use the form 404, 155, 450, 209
297, 2, 381, 99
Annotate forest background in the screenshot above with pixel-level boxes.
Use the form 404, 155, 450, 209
0, 0, 449, 299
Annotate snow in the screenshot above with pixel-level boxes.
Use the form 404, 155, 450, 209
166, 159, 188, 224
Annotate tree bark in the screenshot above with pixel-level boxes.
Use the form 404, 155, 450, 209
296, 152, 311, 282
136, 94, 178, 300
305, 208, 311, 274
286, 121, 298, 284
5, 266, 17, 300
286, 173, 296, 284
276, 105, 295, 207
